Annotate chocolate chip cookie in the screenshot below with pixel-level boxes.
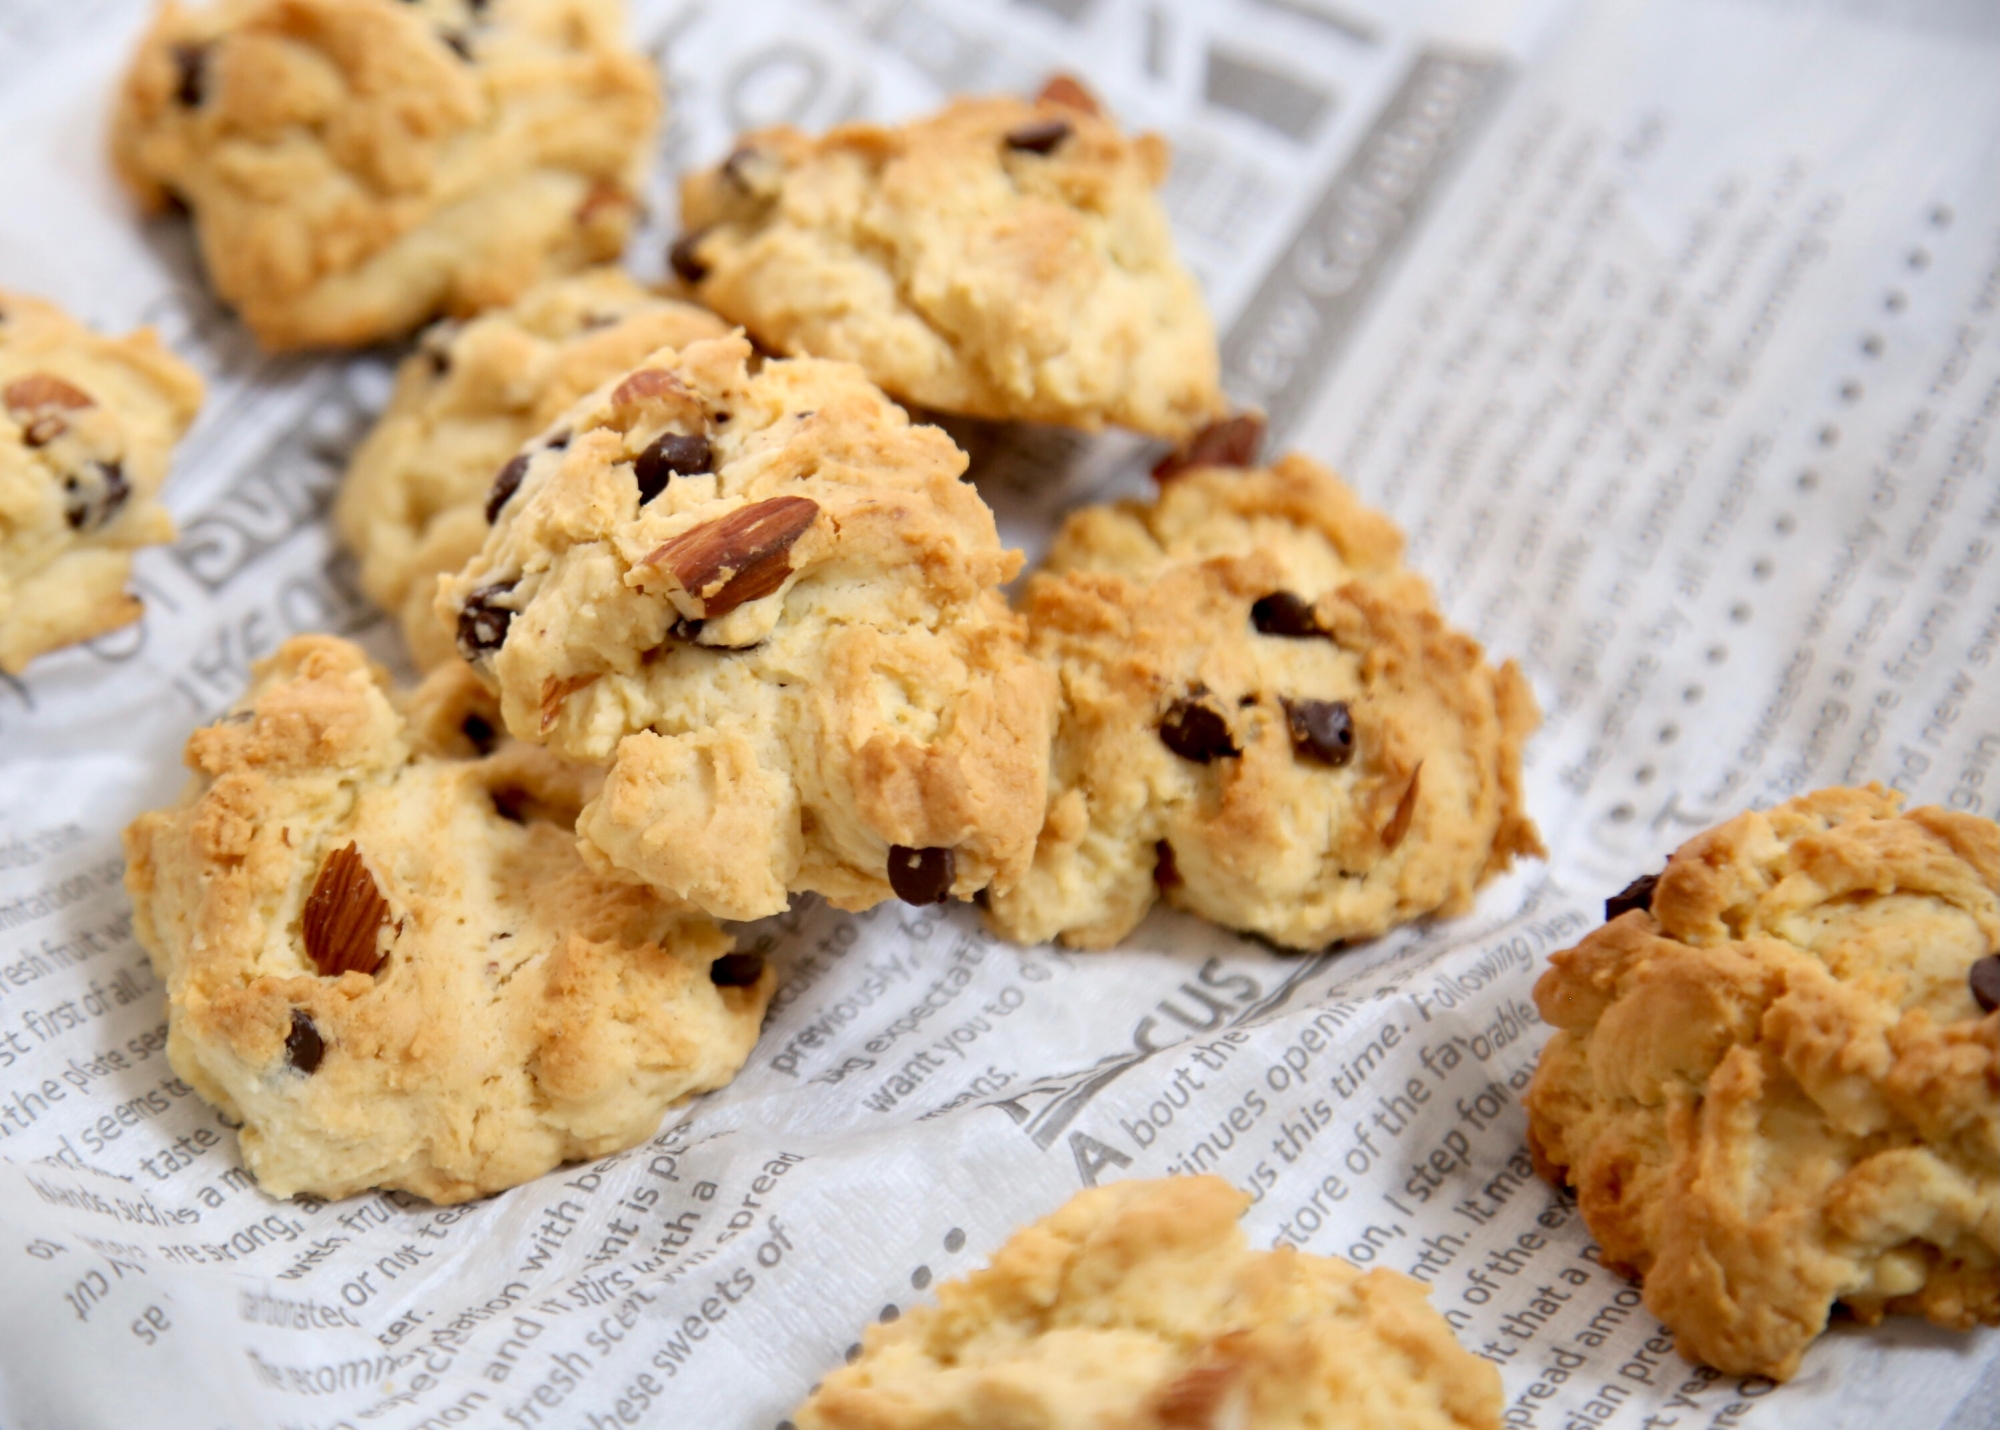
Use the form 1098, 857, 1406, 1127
0, 289, 202, 674
112, 0, 659, 350
123, 636, 770, 1204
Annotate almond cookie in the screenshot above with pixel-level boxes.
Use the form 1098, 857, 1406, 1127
793, 1175, 1502, 1430
438, 333, 1053, 922
336, 268, 727, 669
984, 435, 1541, 950
671, 80, 1223, 439
112, 0, 659, 351
0, 290, 203, 674
123, 636, 771, 1204
1526, 785, 2000, 1379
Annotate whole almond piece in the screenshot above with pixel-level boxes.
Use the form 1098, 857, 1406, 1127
1381, 762, 1423, 851
302, 842, 390, 977
1037, 73, 1101, 116
643, 495, 819, 620
5, 373, 94, 415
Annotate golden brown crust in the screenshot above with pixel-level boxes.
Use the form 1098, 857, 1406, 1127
335, 268, 728, 668
793, 1176, 1501, 1430
437, 332, 1055, 921
676, 93, 1223, 439
111, 0, 658, 350
0, 289, 203, 673
1525, 786, 2000, 1379
984, 456, 1542, 950
123, 636, 770, 1204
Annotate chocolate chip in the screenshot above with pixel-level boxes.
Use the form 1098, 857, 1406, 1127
489, 788, 527, 824
284, 1010, 324, 1075
442, 30, 473, 61
62, 462, 129, 531
172, 43, 207, 107
669, 229, 711, 285
1252, 591, 1326, 638
1605, 872, 1659, 922
888, 846, 955, 904
547, 430, 570, 450
1285, 699, 1355, 766
1969, 954, 2000, 1014
635, 432, 713, 502
455, 581, 517, 662
709, 952, 766, 987
461, 712, 497, 754
1004, 118, 1071, 155
1159, 697, 1238, 763
1153, 840, 1181, 889
485, 453, 529, 523
1152, 413, 1267, 481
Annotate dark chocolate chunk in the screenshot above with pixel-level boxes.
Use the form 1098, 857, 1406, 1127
1605, 872, 1660, 922
888, 845, 955, 905
172, 43, 208, 107
634, 432, 713, 502
1004, 118, 1071, 155
489, 788, 527, 824
669, 229, 711, 285
1252, 591, 1326, 638
1159, 697, 1238, 764
62, 461, 129, 531
1152, 413, 1267, 480
1285, 699, 1355, 766
284, 1010, 324, 1075
485, 452, 530, 523
709, 952, 766, 987
1969, 954, 2000, 1014
461, 712, 497, 755
455, 581, 517, 661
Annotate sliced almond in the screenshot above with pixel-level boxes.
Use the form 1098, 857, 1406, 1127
611, 368, 681, 407
1381, 762, 1423, 851
1037, 73, 1101, 115
5, 373, 93, 415
539, 672, 599, 734
641, 495, 819, 620
302, 842, 390, 978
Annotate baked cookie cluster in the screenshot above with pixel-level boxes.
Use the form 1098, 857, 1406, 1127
1526, 786, 2000, 1379
0, 289, 202, 673
792, 1175, 1503, 1430
124, 636, 771, 1203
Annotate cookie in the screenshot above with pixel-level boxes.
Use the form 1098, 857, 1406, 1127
335, 268, 728, 668
792, 1175, 1502, 1430
672, 79, 1223, 439
0, 290, 203, 674
112, 0, 659, 351
1525, 785, 2000, 1379
123, 636, 771, 1204
437, 332, 1053, 922
983, 440, 1541, 950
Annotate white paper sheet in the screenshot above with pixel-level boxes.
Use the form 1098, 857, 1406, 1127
0, 0, 1995, 1426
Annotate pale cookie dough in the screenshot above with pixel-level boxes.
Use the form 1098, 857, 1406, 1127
793, 1175, 1502, 1430
112, 0, 659, 350
672, 82, 1223, 439
335, 268, 727, 668
438, 332, 1053, 922
124, 636, 771, 1204
984, 446, 1541, 950
1526, 785, 2000, 1380
0, 290, 203, 674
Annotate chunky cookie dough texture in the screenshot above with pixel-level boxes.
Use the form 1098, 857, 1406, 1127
0, 290, 203, 674
1526, 786, 2000, 1380
439, 332, 1054, 922
793, 1175, 1502, 1430
983, 448, 1542, 950
674, 83, 1224, 439
112, 0, 659, 350
336, 269, 727, 669
123, 636, 770, 1204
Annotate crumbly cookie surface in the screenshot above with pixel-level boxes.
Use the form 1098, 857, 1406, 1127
438, 333, 1053, 921
674, 85, 1223, 439
112, 0, 659, 350
983, 449, 1541, 950
1525, 785, 2000, 1380
336, 268, 727, 668
0, 290, 203, 674
123, 636, 770, 1204
793, 1175, 1501, 1430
